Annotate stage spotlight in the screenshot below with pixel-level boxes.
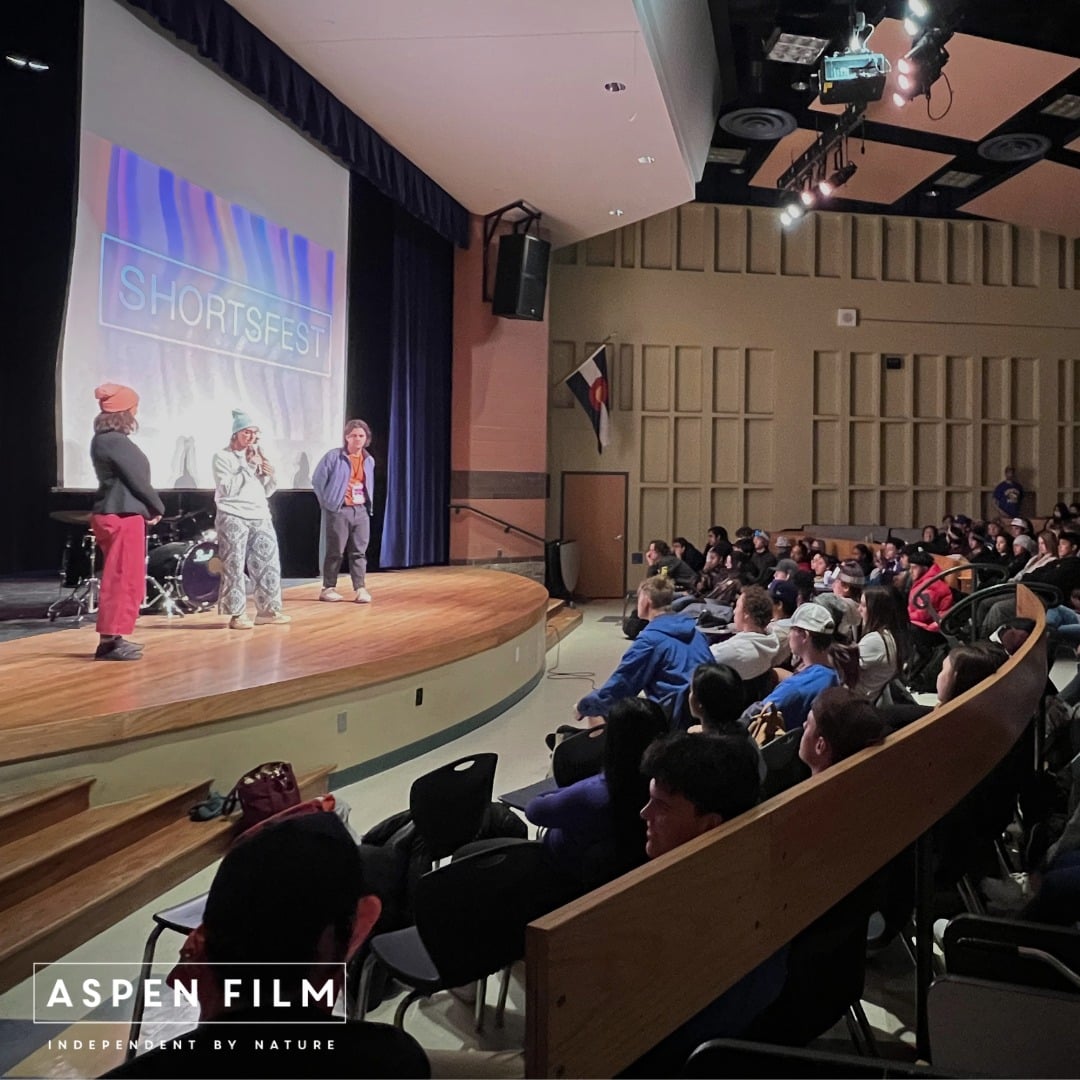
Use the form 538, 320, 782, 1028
800, 189, 816, 207
818, 177, 835, 197
903, 16, 920, 36
780, 208, 793, 226
894, 26, 952, 103
908, 0, 929, 18
892, 91, 907, 107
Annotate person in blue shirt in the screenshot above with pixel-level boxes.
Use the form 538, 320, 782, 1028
577, 576, 714, 720
992, 466, 1024, 521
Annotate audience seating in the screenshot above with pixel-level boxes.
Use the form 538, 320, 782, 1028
759, 726, 809, 801
409, 753, 497, 866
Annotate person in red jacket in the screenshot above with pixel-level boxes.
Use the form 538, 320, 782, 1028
906, 548, 955, 688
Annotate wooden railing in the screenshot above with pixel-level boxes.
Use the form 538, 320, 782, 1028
524, 587, 1047, 1078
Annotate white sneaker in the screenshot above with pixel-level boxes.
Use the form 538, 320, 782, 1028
228, 614, 254, 630
355, 587, 372, 604
320, 587, 343, 602
255, 611, 292, 626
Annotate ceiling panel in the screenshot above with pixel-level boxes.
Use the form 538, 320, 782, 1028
960, 159, 1080, 239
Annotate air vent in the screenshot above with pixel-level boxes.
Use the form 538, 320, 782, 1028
976, 133, 1051, 163
1041, 94, 1080, 121
935, 169, 982, 189
718, 108, 797, 141
707, 146, 749, 166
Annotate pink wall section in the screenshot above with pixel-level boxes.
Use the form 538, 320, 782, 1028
450, 216, 550, 563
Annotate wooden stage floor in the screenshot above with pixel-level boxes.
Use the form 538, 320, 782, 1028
0, 567, 548, 770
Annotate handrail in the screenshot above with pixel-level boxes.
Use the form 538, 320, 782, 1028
449, 503, 546, 545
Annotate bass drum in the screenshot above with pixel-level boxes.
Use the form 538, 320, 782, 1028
147, 540, 222, 610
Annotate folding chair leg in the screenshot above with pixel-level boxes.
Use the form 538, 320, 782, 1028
394, 988, 423, 1029
495, 965, 512, 1028
126, 922, 167, 1060
352, 953, 378, 1020
846, 1001, 879, 1057
474, 975, 487, 1032
957, 873, 986, 915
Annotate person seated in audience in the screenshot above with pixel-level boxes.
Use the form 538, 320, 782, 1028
966, 532, 998, 564
620, 733, 786, 1077
906, 548, 954, 673
708, 585, 781, 679
919, 524, 948, 554
830, 561, 864, 639
791, 569, 816, 606
869, 537, 904, 584
1041, 502, 1074, 534
708, 547, 752, 610
706, 524, 729, 549
983, 530, 1080, 636
1009, 515, 1035, 538
936, 641, 1009, 705
744, 603, 846, 731
105, 814, 430, 1079
643, 538, 697, 591
789, 539, 812, 572
992, 532, 1014, 567
684, 663, 748, 735
798, 687, 886, 776
577, 576, 713, 721
672, 536, 705, 574
526, 697, 668, 892
767, 578, 799, 667
748, 529, 777, 585
851, 543, 875, 579
1014, 530, 1058, 578
1006, 532, 1036, 576
772, 557, 799, 582
671, 544, 737, 624
811, 550, 839, 591
856, 586, 912, 702
774, 534, 793, 560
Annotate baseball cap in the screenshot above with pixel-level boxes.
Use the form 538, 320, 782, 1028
790, 603, 835, 634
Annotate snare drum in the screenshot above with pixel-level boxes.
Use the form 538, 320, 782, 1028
147, 540, 222, 610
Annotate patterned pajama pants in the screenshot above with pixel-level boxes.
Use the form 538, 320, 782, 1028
215, 512, 283, 617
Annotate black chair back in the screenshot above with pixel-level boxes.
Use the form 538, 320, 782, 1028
414, 839, 547, 988
760, 725, 809, 801
409, 753, 497, 861
552, 726, 606, 787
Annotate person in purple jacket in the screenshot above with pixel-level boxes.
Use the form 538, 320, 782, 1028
576, 576, 714, 720
526, 697, 668, 892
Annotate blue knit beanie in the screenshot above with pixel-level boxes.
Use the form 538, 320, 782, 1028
231, 409, 257, 435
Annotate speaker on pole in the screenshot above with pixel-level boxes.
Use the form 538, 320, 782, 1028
491, 233, 550, 321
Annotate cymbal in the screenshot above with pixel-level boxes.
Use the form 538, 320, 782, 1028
50, 510, 92, 526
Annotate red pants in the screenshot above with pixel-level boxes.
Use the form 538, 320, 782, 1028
92, 513, 146, 636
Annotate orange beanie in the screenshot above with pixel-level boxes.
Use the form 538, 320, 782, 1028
94, 383, 139, 413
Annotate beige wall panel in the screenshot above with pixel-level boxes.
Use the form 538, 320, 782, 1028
642, 212, 675, 270
1011, 358, 1037, 421
916, 220, 946, 284
883, 218, 915, 283
1013, 226, 1039, 288
1057, 426, 1067, 490
746, 349, 776, 413
747, 212, 780, 275
814, 420, 840, 485
640, 416, 670, 482
675, 417, 703, 483
882, 360, 908, 418
813, 489, 839, 522
715, 206, 746, 273
913, 354, 942, 417
744, 420, 774, 484
852, 216, 881, 280
1073, 239, 1080, 289
714, 348, 741, 411
551, 340, 577, 408
849, 489, 878, 522
744, 489, 774, 529
914, 422, 942, 486
946, 424, 972, 486
1071, 359, 1080, 417
983, 223, 1010, 286
1073, 435, 1080, 493
617, 343, 635, 412
1048, 234, 1067, 289
620, 224, 638, 269
677, 205, 707, 272
711, 488, 742, 529
674, 488, 702, 540
675, 347, 704, 412
1014, 426, 1039, 490
552, 244, 577, 266
815, 215, 843, 278
981, 424, 1010, 483
642, 345, 672, 411
982, 356, 1009, 419
1056, 358, 1072, 422
850, 353, 878, 417
914, 490, 942, 525
946, 355, 973, 419
850, 421, 876, 484
639, 488, 671, 546
712, 418, 739, 483
814, 350, 842, 414
947, 222, 975, 285
882, 490, 909, 525
781, 222, 813, 277
585, 230, 617, 268
881, 422, 911, 485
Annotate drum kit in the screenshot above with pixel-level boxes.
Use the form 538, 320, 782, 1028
47, 508, 223, 623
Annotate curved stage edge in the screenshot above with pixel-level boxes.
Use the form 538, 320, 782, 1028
0, 568, 549, 803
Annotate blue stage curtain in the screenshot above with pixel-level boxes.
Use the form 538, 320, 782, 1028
124, 0, 469, 249
379, 205, 454, 568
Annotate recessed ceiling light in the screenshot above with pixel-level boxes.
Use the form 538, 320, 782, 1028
637, 155, 655, 165
764, 32, 830, 66
604, 81, 626, 93
706, 146, 748, 166
730, 167, 746, 175
5, 54, 28, 68
608, 209, 625, 217
1042, 93, 1080, 121
935, 169, 981, 189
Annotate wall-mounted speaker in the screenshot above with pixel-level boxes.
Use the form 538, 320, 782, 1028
492, 233, 550, 321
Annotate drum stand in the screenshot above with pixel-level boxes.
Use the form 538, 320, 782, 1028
143, 536, 185, 617
47, 534, 100, 625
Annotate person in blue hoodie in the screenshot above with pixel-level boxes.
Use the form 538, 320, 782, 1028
576, 575, 714, 720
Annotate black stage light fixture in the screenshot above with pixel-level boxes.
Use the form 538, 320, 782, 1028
892, 26, 953, 106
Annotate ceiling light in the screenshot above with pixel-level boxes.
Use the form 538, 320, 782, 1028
5, 54, 28, 68
800, 189, 816, 207
636, 155, 655, 165
935, 169, 982, 188
818, 177, 835, 197
787, 201, 805, 220
27, 59, 49, 71
1042, 94, 1080, 121
608, 208, 624, 217
892, 92, 907, 107
780, 208, 793, 226
903, 16, 920, 36
604, 81, 626, 93
908, 0, 930, 18
764, 31, 830, 66
706, 146, 748, 166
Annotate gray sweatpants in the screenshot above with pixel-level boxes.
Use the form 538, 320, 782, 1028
322, 504, 370, 590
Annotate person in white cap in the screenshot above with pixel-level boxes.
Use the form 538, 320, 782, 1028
212, 409, 290, 630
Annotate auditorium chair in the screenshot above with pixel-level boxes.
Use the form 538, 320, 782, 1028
408, 752, 497, 867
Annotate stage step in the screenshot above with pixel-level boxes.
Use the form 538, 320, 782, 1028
546, 602, 582, 650
0, 776, 95, 847
0, 763, 334, 996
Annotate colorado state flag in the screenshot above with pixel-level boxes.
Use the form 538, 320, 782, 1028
564, 344, 611, 453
